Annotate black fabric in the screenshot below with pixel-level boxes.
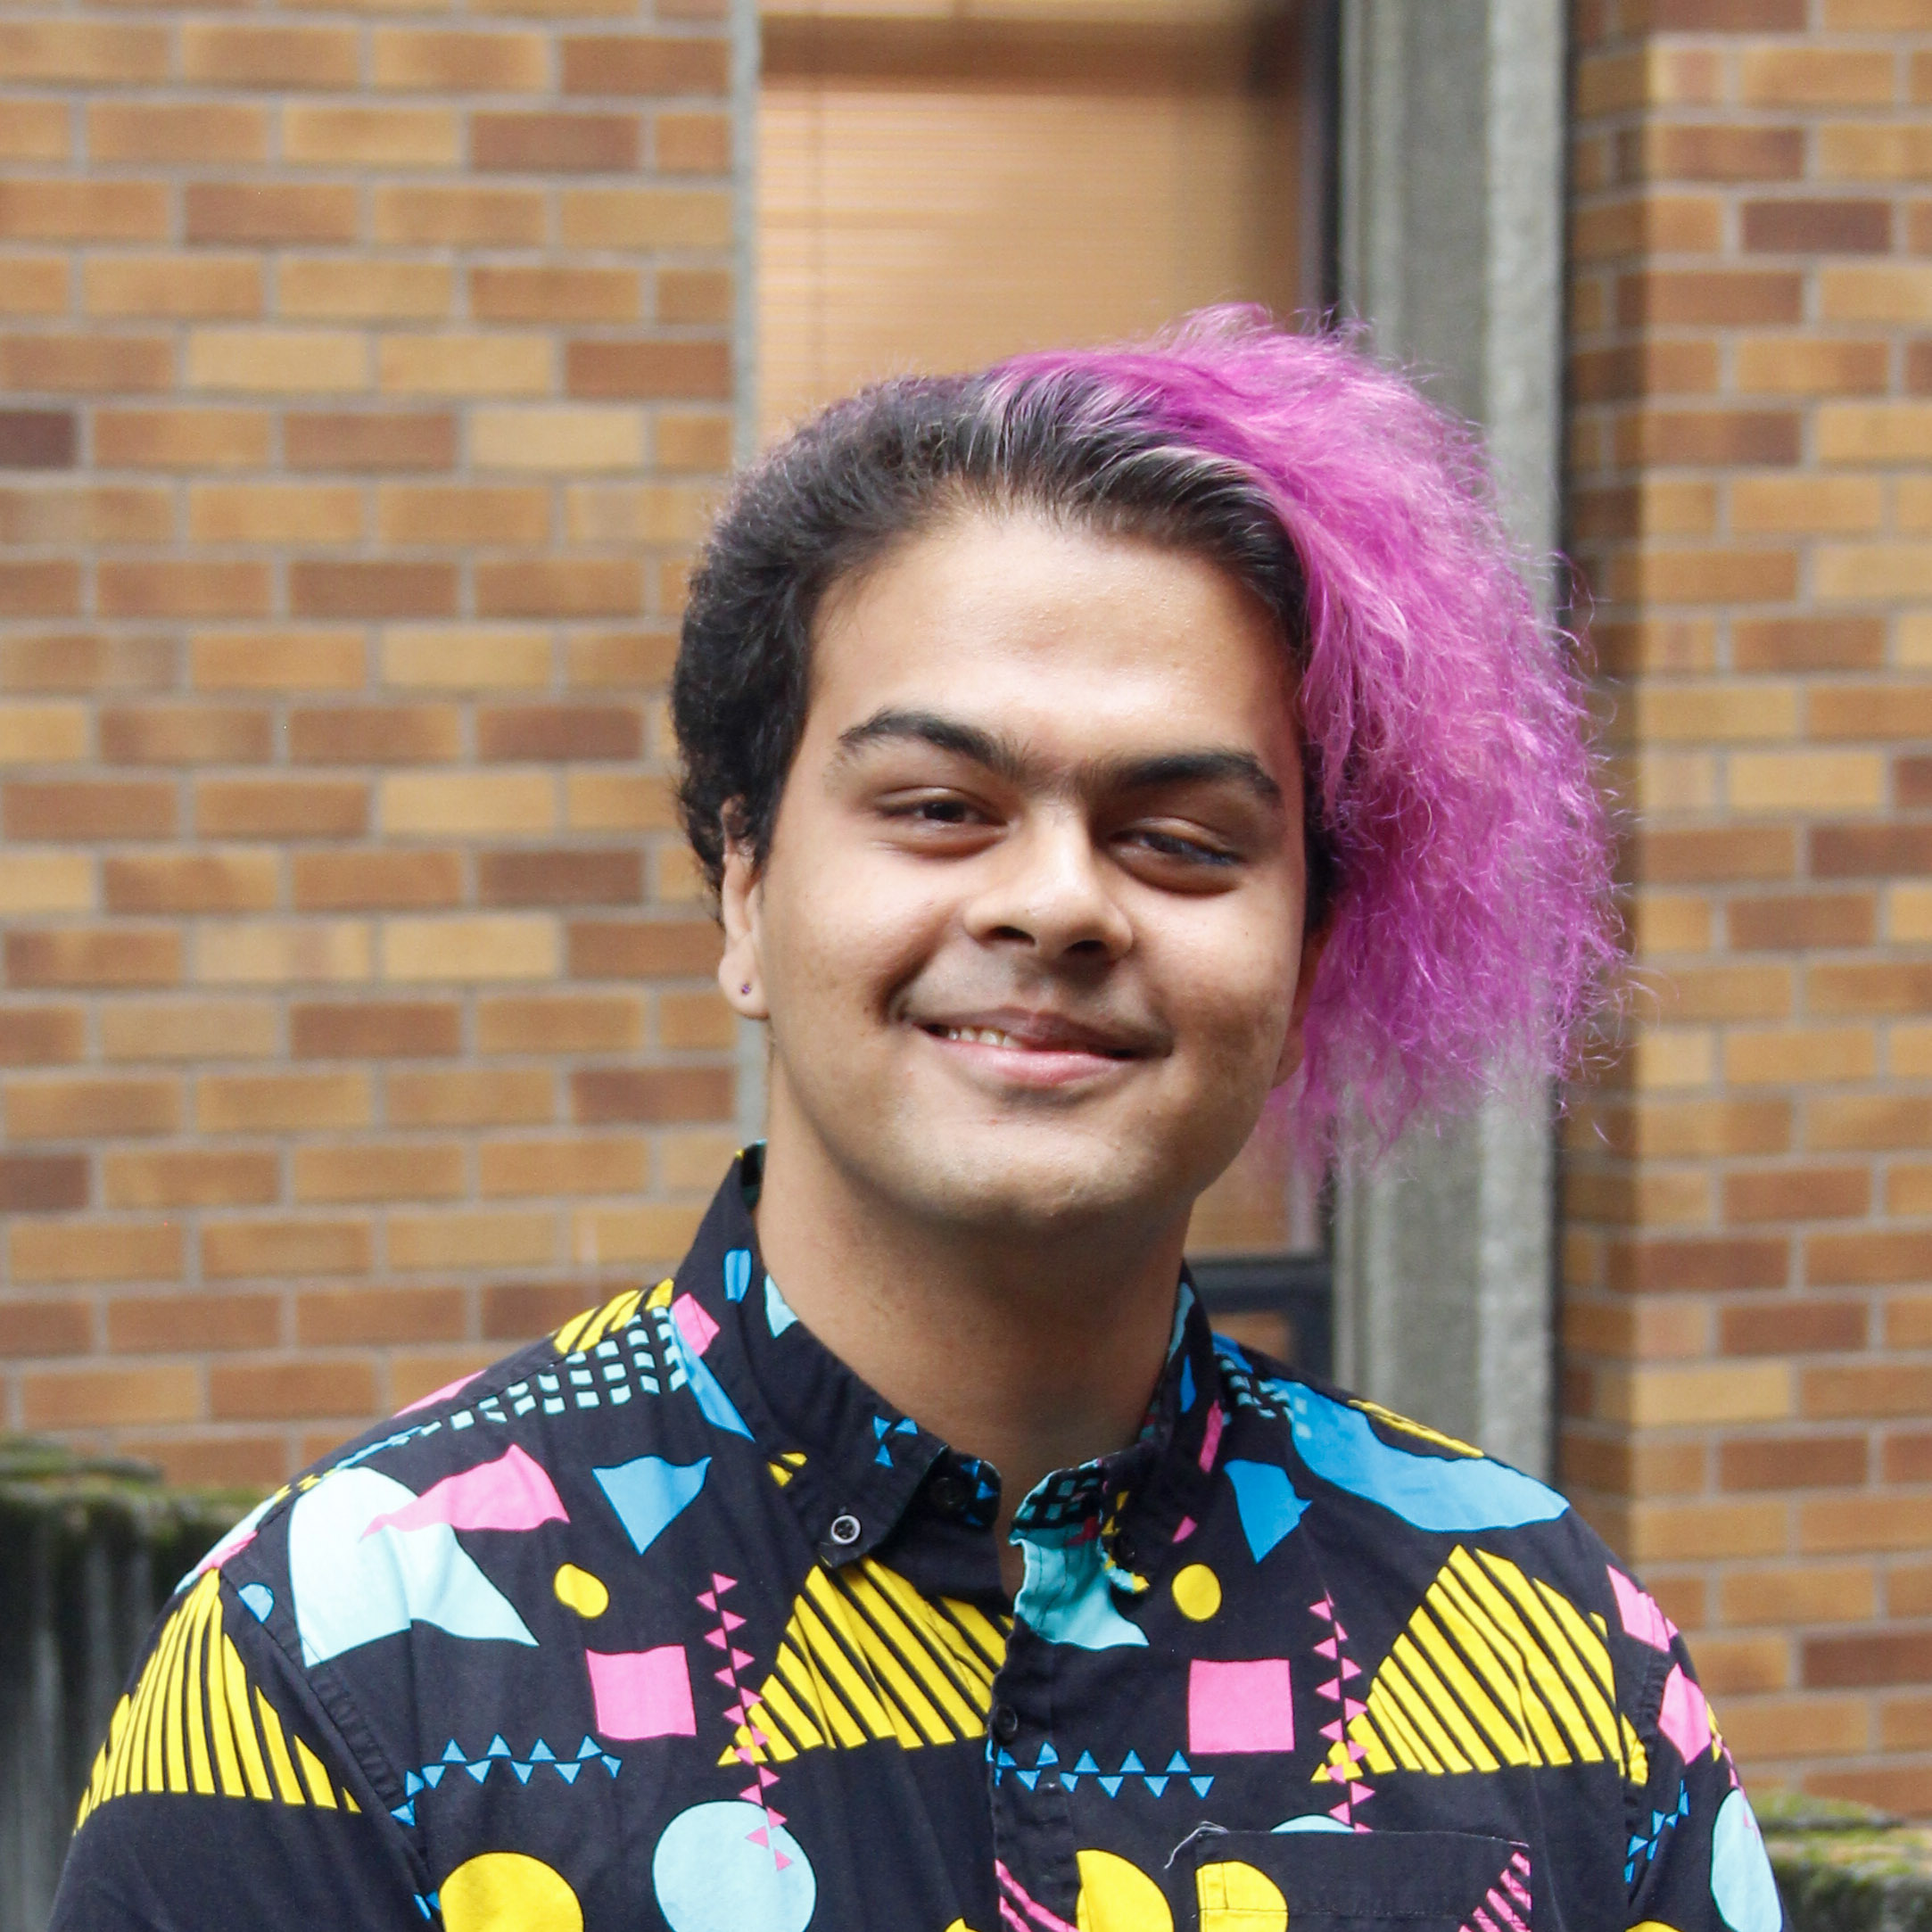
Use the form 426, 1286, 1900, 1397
53, 1152, 1787, 1932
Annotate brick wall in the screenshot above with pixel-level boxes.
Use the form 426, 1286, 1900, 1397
1565, 0, 1932, 1813
0, 0, 742, 1487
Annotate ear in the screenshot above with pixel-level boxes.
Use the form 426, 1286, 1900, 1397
1270, 919, 1331, 1088
717, 818, 769, 1021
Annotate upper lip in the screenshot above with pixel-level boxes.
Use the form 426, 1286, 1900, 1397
912, 1007, 1158, 1057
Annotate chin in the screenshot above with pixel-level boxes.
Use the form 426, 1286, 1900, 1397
884, 1133, 1175, 1239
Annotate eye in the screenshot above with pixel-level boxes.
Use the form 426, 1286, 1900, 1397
1122, 827, 1240, 868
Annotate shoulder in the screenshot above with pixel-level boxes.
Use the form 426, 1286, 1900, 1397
1210, 1331, 1664, 1673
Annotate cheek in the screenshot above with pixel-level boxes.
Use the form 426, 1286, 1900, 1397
766, 855, 953, 1011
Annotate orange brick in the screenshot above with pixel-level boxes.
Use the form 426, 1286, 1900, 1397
285, 410, 457, 471
5, 928, 181, 988
102, 1149, 279, 1209
10, 1220, 183, 1284
187, 329, 368, 395
1725, 1028, 1876, 1086
99, 999, 277, 1062
572, 1203, 706, 1267
377, 334, 550, 396
658, 990, 734, 1049
290, 999, 461, 1057
211, 1359, 376, 1421
387, 1209, 555, 1269
0, 331, 170, 390
656, 111, 731, 174
108, 1292, 279, 1353
471, 265, 638, 323
5, 1072, 181, 1142
197, 1071, 372, 1133
293, 850, 465, 911
280, 259, 452, 322
372, 185, 546, 246
656, 268, 731, 325
475, 994, 644, 1053
283, 104, 459, 168
1724, 1166, 1870, 1223
0, 1005, 87, 1065
558, 187, 731, 250
129, 1436, 287, 1490
655, 412, 731, 472
1742, 47, 1895, 106
1804, 1362, 1932, 1417
0, 100, 69, 162
1721, 1696, 1870, 1761
95, 409, 272, 470
121, 797, 310, 896
297, 1286, 466, 1347
376, 484, 549, 545
192, 631, 366, 692
289, 705, 461, 764
293, 1141, 466, 1202
474, 111, 639, 173
182, 23, 360, 88
188, 484, 362, 546
197, 778, 368, 838
87, 102, 268, 164
185, 183, 359, 246
1887, 1293, 1932, 1347
21, 1365, 197, 1429
203, 1219, 371, 1279
479, 1135, 647, 1196
84, 256, 261, 320
386, 1350, 499, 1409
0, 256, 69, 317
387, 1067, 554, 1126
1800, 1493, 1932, 1554
0, 489, 169, 547
0, 1300, 91, 1357
372, 29, 549, 91
0, 182, 167, 243
560, 34, 730, 95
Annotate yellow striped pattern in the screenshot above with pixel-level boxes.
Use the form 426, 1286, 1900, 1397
552, 1284, 653, 1356
74, 1572, 361, 1831
720, 1558, 1011, 1765
1317, 1545, 1647, 1786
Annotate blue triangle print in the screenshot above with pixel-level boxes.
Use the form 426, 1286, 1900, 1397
530, 1739, 555, 1762
1144, 1777, 1169, 1796
392, 1802, 416, 1827
512, 1763, 533, 1784
557, 1763, 580, 1784
485, 1736, 510, 1757
1016, 1771, 1039, 1790
1098, 1775, 1124, 1797
1074, 1751, 1100, 1774
441, 1742, 465, 1763
1120, 1750, 1144, 1773
423, 1765, 445, 1788
1191, 1775, 1214, 1796
465, 1762, 490, 1783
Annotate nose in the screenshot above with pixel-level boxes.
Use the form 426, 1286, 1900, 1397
961, 809, 1134, 964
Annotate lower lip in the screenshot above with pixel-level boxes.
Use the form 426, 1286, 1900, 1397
919, 1028, 1135, 1089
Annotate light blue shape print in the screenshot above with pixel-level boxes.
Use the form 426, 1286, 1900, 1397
653, 1800, 816, 1932
288, 1466, 537, 1666
723, 1249, 752, 1303
593, 1454, 711, 1556
1014, 1531, 1147, 1650
1712, 1788, 1781, 1932
1275, 1815, 1353, 1834
238, 1582, 276, 1622
1279, 1383, 1567, 1532
1225, 1460, 1309, 1561
662, 1321, 753, 1440
764, 1274, 797, 1338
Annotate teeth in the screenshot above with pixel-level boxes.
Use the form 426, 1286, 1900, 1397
940, 1026, 1019, 1048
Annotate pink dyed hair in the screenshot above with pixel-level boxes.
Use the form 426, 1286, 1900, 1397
987, 309, 1618, 1153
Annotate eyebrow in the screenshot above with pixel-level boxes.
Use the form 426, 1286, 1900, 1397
832, 706, 1284, 807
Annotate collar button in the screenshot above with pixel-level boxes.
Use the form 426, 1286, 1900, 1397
991, 1702, 1020, 1744
927, 1472, 972, 1519
828, 1512, 863, 1548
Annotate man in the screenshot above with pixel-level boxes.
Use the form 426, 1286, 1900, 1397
53, 312, 1782, 1932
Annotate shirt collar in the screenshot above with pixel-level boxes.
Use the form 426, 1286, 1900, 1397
661, 1147, 1225, 1582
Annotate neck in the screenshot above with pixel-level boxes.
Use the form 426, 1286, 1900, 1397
749, 1119, 1189, 1545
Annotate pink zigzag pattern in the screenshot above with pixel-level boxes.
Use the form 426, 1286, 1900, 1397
996, 1860, 1079, 1932
1461, 1845, 1532, 1932
699, 1572, 788, 1870
1309, 1592, 1373, 1830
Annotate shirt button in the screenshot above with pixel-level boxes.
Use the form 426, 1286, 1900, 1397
1112, 1532, 1140, 1569
991, 1702, 1020, 1744
927, 1471, 972, 1519
828, 1512, 863, 1547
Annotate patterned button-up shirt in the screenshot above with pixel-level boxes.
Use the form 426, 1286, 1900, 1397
53, 1149, 1786, 1932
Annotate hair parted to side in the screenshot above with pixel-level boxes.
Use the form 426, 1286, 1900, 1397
673, 305, 1619, 1157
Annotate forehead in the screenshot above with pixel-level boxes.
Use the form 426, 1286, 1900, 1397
804, 510, 1297, 769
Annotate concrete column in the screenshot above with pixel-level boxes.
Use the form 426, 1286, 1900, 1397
1330, 0, 1567, 1477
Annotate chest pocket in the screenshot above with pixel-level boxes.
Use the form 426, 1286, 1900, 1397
1190, 1829, 1528, 1932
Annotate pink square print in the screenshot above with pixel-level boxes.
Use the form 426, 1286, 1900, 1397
1188, 1657, 1294, 1754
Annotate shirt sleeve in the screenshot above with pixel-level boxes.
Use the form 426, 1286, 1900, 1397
1622, 1617, 1790, 1932
47, 1567, 423, 1932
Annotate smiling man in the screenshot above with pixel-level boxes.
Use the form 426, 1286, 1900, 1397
54, 314, 1786, 1932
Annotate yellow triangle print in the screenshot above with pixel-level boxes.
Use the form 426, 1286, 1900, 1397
719, 1557, 1011, 1764
75, 1571, 359, 1830
1315, 1545, 1642, 1784
552, 1284, 652, 1356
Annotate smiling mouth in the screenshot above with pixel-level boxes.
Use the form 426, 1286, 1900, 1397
920, 1023, 1139, 1060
